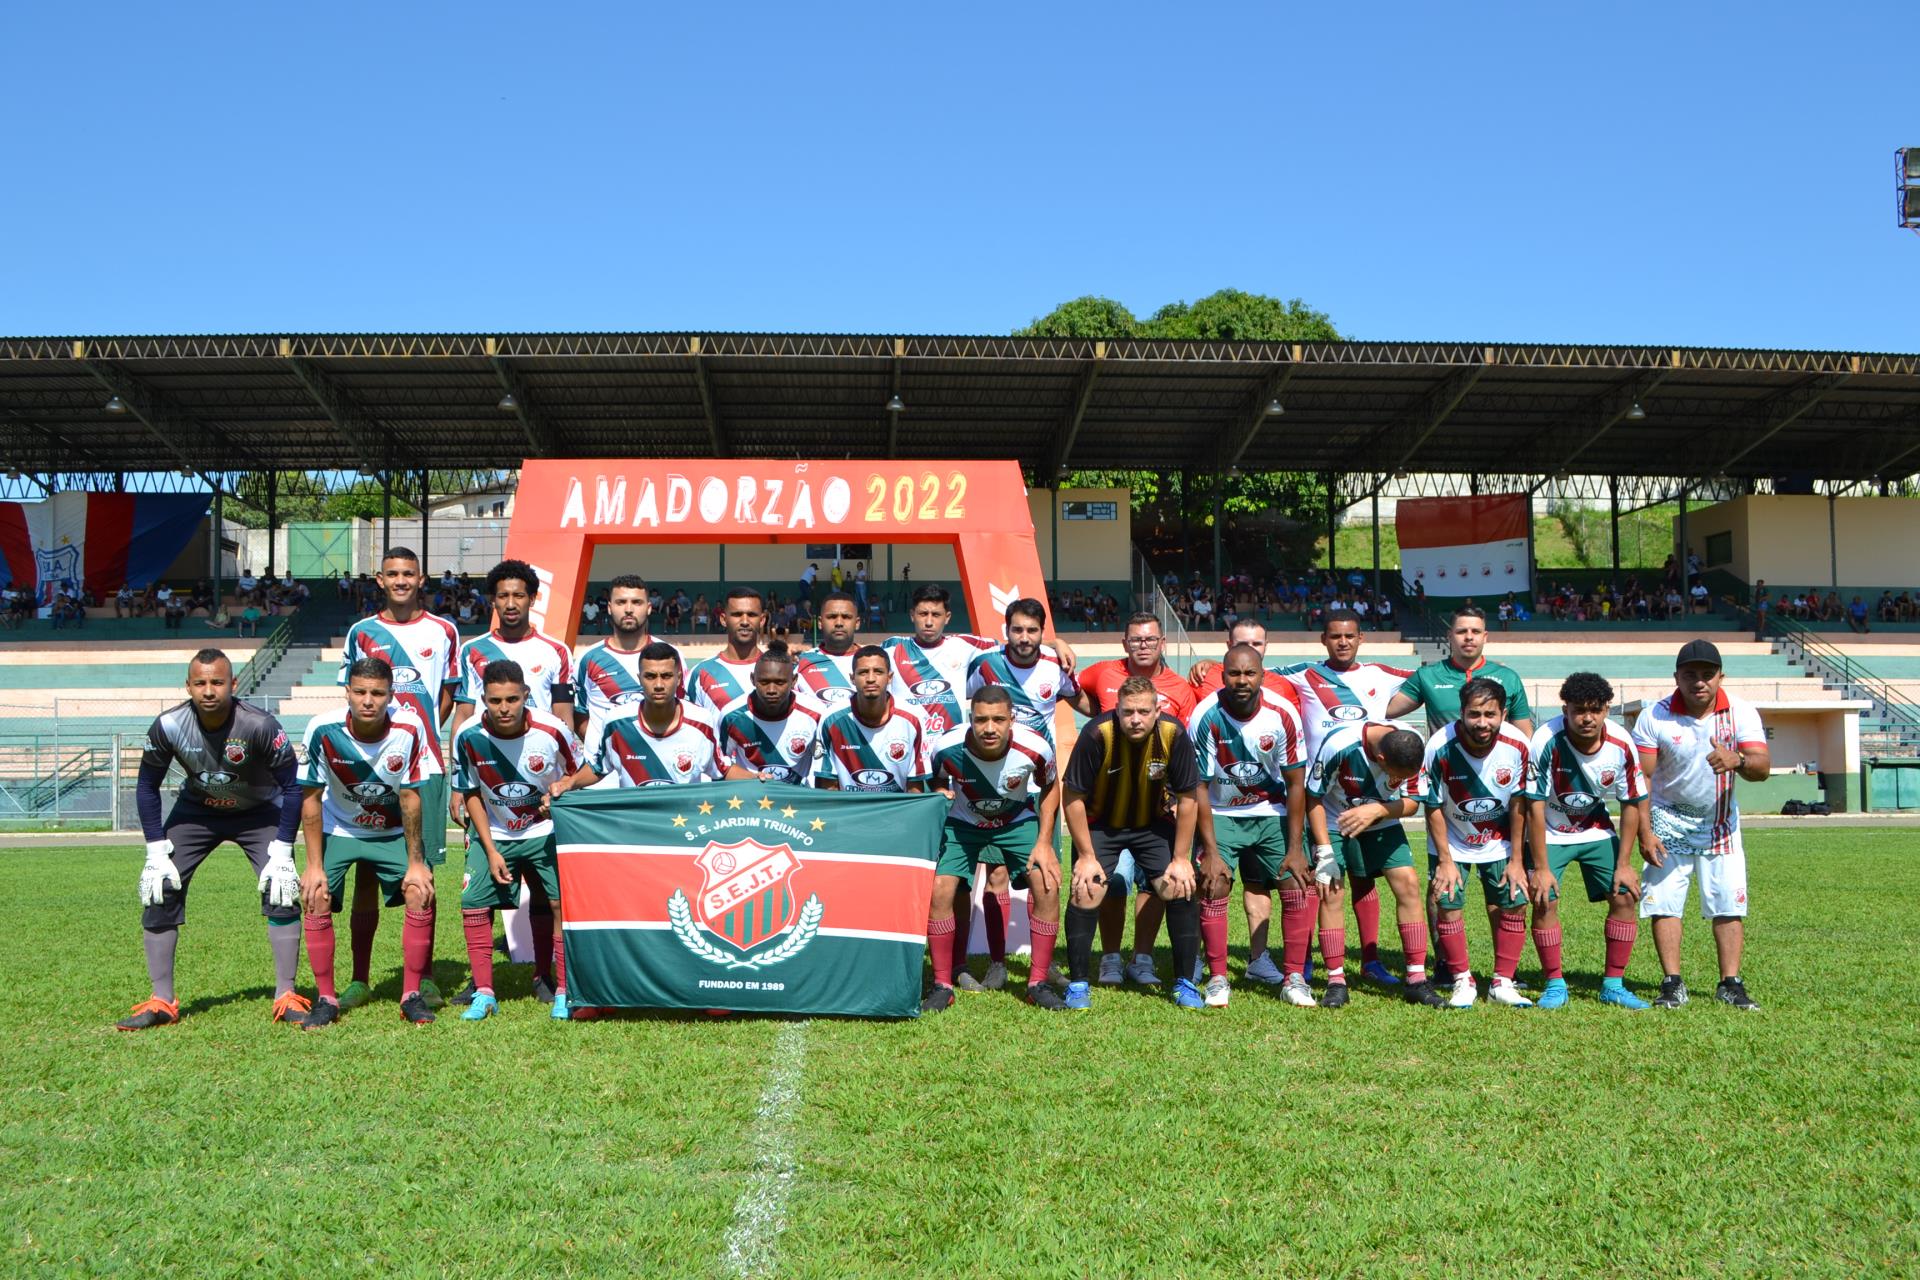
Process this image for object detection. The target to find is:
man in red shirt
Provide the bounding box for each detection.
[1187,618,1304,713]
[1067,613,1197,986]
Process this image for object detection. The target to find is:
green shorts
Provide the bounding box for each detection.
[1428,854,1528,910]
[1213,815,1296,886]
[461,834,560,910]
[1546,836,1624,903]
[938,821,1043,887]
[421,772,450,866]
[323,832,414,911]
[1335,825,1412,880]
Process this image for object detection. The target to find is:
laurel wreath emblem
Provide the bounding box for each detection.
[668,889,824,969]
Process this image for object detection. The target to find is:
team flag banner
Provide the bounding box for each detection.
[553,781,945,1017]
[1397,493,1532,598]
[0,491,208,608]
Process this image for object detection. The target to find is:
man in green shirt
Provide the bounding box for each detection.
[1386,604,1534,984]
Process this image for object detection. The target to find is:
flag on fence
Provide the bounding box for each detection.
[0,492,208,606]
[553,781,944,1017]
[1397,493,1533,597]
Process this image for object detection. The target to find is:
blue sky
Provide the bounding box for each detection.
[3,3,1916,350]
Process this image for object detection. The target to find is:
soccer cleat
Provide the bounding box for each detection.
[1715,978,1761,1011]
[1281,975,1317,1007]
[1173,977,1205,1009]
[449,980,478,1007]
[920,984,955,1014]
[550,990,570,1020]
[337,980,373,1011]
[1599,979,1650,1010]
[1204,975,1232,1008]
[1403,980,1447,1009]
[460,992,498,1021]
[271,991,313,1024]
[1126,954,1162,987]
[418,977,445,1009]
[1097,953,1126,985]
[1536,978,1570,1009]
[1244,951,1285,985]
[1652,975,1690,1009]
[1046,961,1069,987]
[1447,975,1478,1008]
[299,999,340,1030]
[1489,978,1533,1008]
[568,1003,608,1021]
[1432,957,1455,987]
[1320,982,1350,1009]
[1191,956,1206,987]
[953,972,986,993]
[115,996,180,1031]
[1361,959,1402,986]
[400,992,436,1024]
[532,976,558,1005]
[981,961,1008,991]
[1064,980,1093,1010]
[1027,983,1067,1011]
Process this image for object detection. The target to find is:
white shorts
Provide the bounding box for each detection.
[1639,840,1748,920]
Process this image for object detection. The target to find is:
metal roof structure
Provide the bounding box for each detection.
[4,333,1919,493]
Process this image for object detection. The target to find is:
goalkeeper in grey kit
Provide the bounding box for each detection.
[119,647,308,1029]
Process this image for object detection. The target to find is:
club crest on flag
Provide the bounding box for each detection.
[669,837,824,969]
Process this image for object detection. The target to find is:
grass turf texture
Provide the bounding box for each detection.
[3,830,1916,1278]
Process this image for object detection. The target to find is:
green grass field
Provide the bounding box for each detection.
[5,830,1918,1278]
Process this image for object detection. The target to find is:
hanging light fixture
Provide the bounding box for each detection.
[1265,398,1285,416]
[104,395,128,414]
[885,394,905,413]
[1626,401,1647,420]
[497,393,518,411]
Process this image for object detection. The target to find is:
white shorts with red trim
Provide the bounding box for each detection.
[1639,839,1748,920]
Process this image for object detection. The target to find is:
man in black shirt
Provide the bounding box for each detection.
[120,648,305,1029]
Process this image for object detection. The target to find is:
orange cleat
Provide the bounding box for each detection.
[115,996,180,1030]
[271,991,313,1024]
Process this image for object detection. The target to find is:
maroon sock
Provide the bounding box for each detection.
[1279,887,1317,976]
[1320,927,1347,980]
[927,916,956,987]
[983,888,1009,964]
[1397,920,1429,978]
[304,914,337,1002]
[531,907,555,984]
[1494,913,1527,981]
[1200,896,1231,978]
[462,909,495,995]
[952,897,973,972]
[1532,924,1565,979]
[551,929,566,994]
[349,906,379,985]
[1437,918,1470,977]
[1604,916,1638,979]
[402,908,434,1000]
[1027,917,1059,988]
[1353,882,1382,964]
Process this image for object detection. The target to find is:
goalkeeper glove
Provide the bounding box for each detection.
[1312,843,1343,890]
[258,840,301,910]
[139,840,182,907]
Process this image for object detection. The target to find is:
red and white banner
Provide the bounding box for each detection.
[1397,494,1531,597]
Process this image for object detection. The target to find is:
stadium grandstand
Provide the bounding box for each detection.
[5,331,1920,823]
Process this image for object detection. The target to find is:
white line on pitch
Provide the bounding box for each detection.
[722,1019,810,1279]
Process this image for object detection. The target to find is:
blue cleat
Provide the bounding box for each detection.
[1173,977,1205,1009]
[1537,978,1570,1009]
[551,990,570,1020]
[460,992,498,1021]
[1599,978,1649,1010]
[1063,981,1092,1010]
[1361,960,1402,986]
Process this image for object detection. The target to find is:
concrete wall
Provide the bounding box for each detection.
[1686,495,1920,588]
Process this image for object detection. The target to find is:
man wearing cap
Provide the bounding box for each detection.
[1629,640,1770,1011]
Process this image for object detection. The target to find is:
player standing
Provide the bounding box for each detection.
[883,584,999,737]
[1189,644,1313,1006]
[449,660,581,1021]
[1060,677,1207,1011]
[814,646,932,793]
[1186,618,1304,714]
[1304,719,1444,1007]
[924,686,1064,1011]
[118,648,306,1029]
[684,586,767,714]
[296,658,434,1027]
[574,574,683,739]
[563,642,726,789]
[1524,672,1652,1009]
[962,597,1078,990]
[1630,640,1769,1010]
[719,642,826,785]
[1419,678,1534,1008]
[795,591,862,708]
[336,547,458,1009]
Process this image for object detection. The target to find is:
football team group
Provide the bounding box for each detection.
[118,546,1768,1029]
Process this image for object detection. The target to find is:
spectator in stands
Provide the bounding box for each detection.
[49,589,83,630]
[237,569,258,603]
[1901,592,1918,623]
[800,561,819,605]
[1497,594,1514,630]
[236,601,263,636]
[1376,594,1394,627]
[854,561,869,612]
[113,584,135,618]
[692,593,711,632]
[1878,592,1899,625]
[442,568,457,592]
[337,571,352,600]
[1664,586,1685,620]
[457,592,481,625]
[829,562,845,593]
[1848,595,1870,634]
[162,587,186,629]
[581,598,600,631]
[1693,580,1712,614]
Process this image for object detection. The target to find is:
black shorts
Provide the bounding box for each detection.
[143,808,290,930]
[1087,824,1178,893]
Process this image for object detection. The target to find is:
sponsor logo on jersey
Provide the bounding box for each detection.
[815,687,853,705]
[1460,796,1504,816]
[612,692,641,706]
[390,665,421,684]
[493,781,539,801]
[1494,766,1514,787]
[1330,705,1367,721]
[224,742,247,765]
[1559,790,1598,810]
[852,767,895,790]
[973,796,1016,817]
[350,780,393,802]
[1227,760,1267,785]
[910,677,950,698]
[887,740,907,762]
[762,764,796,783]
[200,770,235,786]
